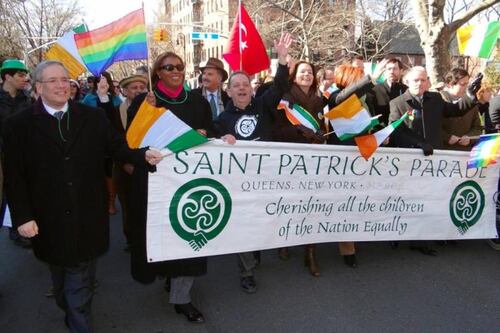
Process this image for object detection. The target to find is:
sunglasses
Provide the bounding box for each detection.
[160,64,185,72]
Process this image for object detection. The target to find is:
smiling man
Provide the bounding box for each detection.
[2,60,162,332]
[192,58,230,119]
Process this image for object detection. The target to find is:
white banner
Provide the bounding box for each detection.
[147,140,499,262]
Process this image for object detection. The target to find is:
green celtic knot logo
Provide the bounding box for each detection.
[169,178,232,251]
[449,180,485,234]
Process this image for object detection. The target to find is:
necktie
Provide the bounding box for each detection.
[209,94,218,119]
[54,111,64,121]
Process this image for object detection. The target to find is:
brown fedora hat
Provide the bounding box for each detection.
[199,58,228,82]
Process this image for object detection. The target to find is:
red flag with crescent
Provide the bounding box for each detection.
[223,3,270,75]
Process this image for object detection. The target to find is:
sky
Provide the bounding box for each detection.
[80,0,159,29]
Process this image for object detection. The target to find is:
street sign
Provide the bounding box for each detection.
[191,32,220,40]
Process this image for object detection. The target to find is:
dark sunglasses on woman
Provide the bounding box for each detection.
[160,64,185,72]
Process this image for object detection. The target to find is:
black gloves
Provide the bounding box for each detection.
[417,141,433,156]
[467,72,483,97]
[296,125,325,143]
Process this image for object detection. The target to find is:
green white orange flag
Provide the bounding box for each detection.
[355,112,409,160]
[324,94,379,141]
[45,25,88,79]
[278,100,320,132]
[127,100,208,153]
[457,21,500,59]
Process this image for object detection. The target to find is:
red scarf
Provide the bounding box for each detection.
[156,81,183,98]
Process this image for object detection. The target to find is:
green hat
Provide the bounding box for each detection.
[0,59,28,73]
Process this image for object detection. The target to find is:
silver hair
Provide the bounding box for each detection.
[32,60,69,84]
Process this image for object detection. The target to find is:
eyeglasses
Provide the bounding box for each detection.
[160,64,185,72]
[38,78,70,85]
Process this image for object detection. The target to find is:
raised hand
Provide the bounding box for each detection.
[372,58,390,81]
[274,32,293,65]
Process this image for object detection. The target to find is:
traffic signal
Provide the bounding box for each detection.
[153,28,169,42]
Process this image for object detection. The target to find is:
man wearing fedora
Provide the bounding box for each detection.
[0,59,32,248]
[192,58,230,119]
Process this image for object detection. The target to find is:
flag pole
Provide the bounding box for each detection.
[238,0,242,71]
[143,2,153,92]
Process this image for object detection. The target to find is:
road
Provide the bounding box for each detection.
[1,211,500,332]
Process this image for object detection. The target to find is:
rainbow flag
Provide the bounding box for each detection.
[278,100,320,132]
[324,94,379,141]
[127,101,208,153]
[74,9,147,76]
[457,21,500,59]
[467,133,500,169]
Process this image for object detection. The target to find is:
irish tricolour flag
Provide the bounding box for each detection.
[278,100,320,132]
[324,94,379,141]
[355,112,408,160]
[457,21,500,59]
[127,100,208,153]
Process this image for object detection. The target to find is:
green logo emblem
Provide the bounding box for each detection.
[169,178,232,251]
[449,180,485,234]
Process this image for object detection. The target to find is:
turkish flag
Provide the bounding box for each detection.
[223,3,270,75]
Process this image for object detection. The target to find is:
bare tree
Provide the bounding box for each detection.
[0,0,82,66]
[411,0,500,85]
[246,0,356,66]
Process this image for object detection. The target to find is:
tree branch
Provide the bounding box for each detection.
[449,0,500,32]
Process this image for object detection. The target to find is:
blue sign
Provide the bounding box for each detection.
[191,32,220,40]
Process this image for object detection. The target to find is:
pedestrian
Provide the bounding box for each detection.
[192,57,230,119]
[127,51,213,323]
[214,32,292,292]
[273,59,325,276]
[389,66,476,256]
[0,58,32,248]
[3,60,162,332]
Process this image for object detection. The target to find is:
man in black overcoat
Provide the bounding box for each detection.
[3,61,162,332]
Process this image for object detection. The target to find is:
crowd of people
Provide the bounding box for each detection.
[0,30,499,332]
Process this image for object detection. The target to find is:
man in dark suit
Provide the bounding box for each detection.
[3,60,162,332]
[370,58,408,126]
[389,66,474,155]
[389,66,474,256]
[192,58,230,119]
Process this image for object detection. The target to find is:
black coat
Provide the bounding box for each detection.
[0,86,32,150]
[369,81,408,126]
[127,88,212,283]
[389,91,474,149]
[3,99,145,266]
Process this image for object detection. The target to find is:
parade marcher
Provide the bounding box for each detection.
[0,59,32,248]
[273,58,326,276]
[127,51,214,323]
[323,60,388,267]
[214,32,292,292]
[69,79,82,102]
[116,74,147,251]
[3,60,162,333]
[389,66,475,256]
[369,58,408,126]
[440,68,482,151]
[192,57,230,119]
[82,72,122,215]
[317,66,336,94]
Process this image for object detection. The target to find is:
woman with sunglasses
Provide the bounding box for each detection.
[127,52,213,324]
